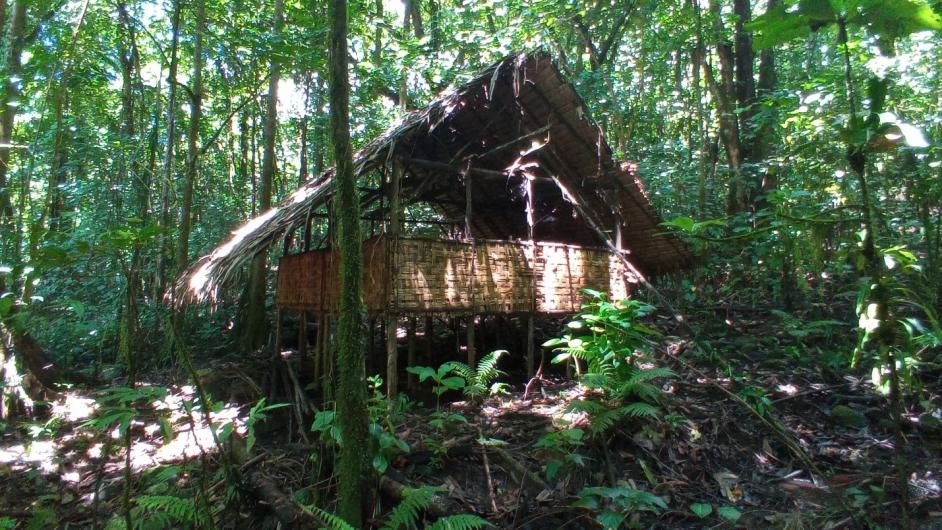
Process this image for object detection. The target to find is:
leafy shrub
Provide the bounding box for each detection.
[545,292,673,435]
[407,350,509,408]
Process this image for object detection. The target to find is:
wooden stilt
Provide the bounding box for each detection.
[526,313,535,378]
[425,315,434,364]
[386,161,402,401]
[368,316,377,375]
[274,309,283,357]
[407,316,417,390]
[298,310,309,372]
[386,315,398,400]
[313,313,323,382]
[467,315,477,367]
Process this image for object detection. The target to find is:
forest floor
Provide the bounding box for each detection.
[1,311,941,529]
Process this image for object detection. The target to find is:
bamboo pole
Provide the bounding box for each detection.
[386,162,402,400]
[525,175,536,377]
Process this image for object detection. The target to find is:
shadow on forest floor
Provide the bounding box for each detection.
[1,334,941,529]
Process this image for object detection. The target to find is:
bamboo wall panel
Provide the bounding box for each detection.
[277,237,634,314]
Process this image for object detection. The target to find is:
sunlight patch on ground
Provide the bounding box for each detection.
[51,392,98,422]
[0,440,58,472]
[478,382,592,428]
[0,386,249,479]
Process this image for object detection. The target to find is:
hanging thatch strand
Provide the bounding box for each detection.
[169,50,692,307]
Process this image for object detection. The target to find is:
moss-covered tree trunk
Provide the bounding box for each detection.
[328,0,372,525]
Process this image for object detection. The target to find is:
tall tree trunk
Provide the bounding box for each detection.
[0,0,26,261]
[116,0,145,371]
[329,0,372,525]
[156,0,182,297]
[704,0,744,215]
[176,0,206,273]
[752,0,778,208]
[239,0,282,350]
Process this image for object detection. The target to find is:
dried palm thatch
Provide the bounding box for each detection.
[171,50,691,307]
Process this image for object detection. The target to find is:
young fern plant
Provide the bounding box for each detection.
[304,486,491,530]
[451,350,509,402]
[408,350,509,407]
[546,291,673,436]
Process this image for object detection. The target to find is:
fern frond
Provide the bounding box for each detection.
[619,402,661,419]
[565,399,607,416]
[427,514,492,530]
[473,351,506,387]
[381,486,437,530]
[303,505,356,530]
[449,362,474,382]
[136,495,198,525]
[628,367,675,382]
[615,380,660,403]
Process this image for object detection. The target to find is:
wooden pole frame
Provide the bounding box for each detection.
[385,161,402,400]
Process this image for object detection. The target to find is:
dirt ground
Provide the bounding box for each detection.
[1,315,940,529]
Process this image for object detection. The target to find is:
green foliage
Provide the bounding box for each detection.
[408,350,508,407]
[548,292,671,436]
[425,514,492,530]
[737,384,774,418]
[310,402,410,474]
[533,428,586,481]
[302,486,491,530]
[381,486,440,530]
[689,502,712,518]
[449,350,510,401]
[748,0,942,54]
[243,398,290,454]
[133,495,208,529]
[574,485,667,529]
[716,505,742,523]
[303,505,357,530]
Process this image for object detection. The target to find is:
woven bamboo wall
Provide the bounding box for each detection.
[277,237,633,314]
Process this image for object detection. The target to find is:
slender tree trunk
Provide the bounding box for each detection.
[0,0,25,261]
[156,0,183,296]
[329,0,372,524]
[176,0,206,273]
[705,0,745,215]
[239,0,283,351]
[752,0,779,209]
[116,0,145,369]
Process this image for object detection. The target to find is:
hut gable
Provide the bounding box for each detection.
[172,51,691,306]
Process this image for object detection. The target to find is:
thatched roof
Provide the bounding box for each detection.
[172,50,692,306]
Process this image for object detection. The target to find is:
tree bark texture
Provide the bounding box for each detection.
[328,0,373,525]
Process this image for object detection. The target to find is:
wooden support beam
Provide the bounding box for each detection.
[313,313,323,382]
[407,316,416,390]
[386,162,402,401]
[525,173,537,378]
[424,316,434,365]
[526,315,535,378]
[298,310,308,370]
[474,124,551,160]
[402,157,553,183]
[467,316,476,367]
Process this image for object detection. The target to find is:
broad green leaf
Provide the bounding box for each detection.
[690,502,713,518]
[718,506,742,523]
[595,511,625,530]
[546,459,562,480]
[406,366,436,382]
[747,6,816,50]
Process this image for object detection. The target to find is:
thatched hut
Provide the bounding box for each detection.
[172,51,691,389]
